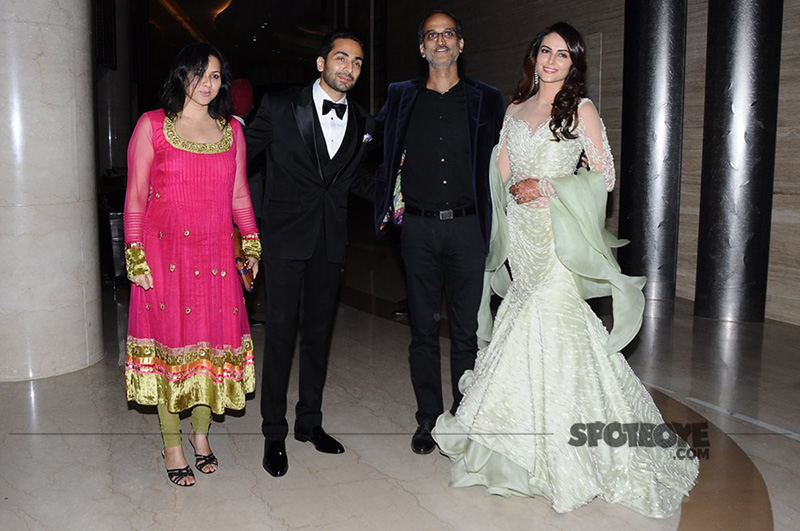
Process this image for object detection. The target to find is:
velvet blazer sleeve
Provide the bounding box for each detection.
[372,80,420,234]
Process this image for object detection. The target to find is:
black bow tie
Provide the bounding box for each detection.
[322,99,347,119]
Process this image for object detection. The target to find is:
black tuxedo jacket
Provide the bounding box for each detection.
[373,77,505,252]
[245,82,375,263]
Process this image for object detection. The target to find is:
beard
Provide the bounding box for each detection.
[425,44,460,68]
[322,66,355,93]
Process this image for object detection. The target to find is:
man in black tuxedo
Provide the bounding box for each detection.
[374,10,505,454]
[245,30,374,477]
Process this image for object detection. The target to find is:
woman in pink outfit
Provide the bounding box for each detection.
[124,43,261,487]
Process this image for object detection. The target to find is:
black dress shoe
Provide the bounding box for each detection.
[391,299,409,321]
[294,426,345,454]
[411,421,436,454]
[262,440,288,477]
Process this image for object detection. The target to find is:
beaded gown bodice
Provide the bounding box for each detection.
[501,98,615,209]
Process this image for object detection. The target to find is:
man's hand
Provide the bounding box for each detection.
[580,152,589,170]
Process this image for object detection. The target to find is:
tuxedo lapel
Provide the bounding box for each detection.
[292,84,324,178]
[313,116,331,167]
[328,104,363,185]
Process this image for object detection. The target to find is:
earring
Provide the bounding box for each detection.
[534,70,539,85]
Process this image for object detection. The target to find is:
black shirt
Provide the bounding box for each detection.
[402,80,473,211]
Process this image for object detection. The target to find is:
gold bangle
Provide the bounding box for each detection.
[125,247,151,279]
[241,234,262,261]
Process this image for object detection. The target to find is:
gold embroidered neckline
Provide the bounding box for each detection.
[163,113,233,154]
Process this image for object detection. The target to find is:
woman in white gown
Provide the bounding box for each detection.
[432,22,698,518]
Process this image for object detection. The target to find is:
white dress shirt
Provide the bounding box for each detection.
[312,79,349,158]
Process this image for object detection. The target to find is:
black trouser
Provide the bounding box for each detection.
[260,232,342,441]
[401,213,486,425]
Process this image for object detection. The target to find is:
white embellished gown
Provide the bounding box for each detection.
[432,99,698,518]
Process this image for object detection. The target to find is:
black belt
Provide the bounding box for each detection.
[404,205,476,220]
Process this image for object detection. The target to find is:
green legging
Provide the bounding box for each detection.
[157,403,211,448]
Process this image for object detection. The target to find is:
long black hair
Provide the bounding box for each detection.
[160,42,233,121]
[512,22,587,141]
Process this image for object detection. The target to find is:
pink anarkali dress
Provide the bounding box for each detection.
[123,109,257,414]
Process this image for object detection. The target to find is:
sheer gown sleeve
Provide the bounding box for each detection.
[576,99,615,191]
[539,99,616,198]
[124,114,154,245]
[230,122,261,260]
[123,114,155,278]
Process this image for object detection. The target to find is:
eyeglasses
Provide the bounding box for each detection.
[423,29,458,41]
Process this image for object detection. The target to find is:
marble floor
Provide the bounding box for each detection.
[1,206,798,530]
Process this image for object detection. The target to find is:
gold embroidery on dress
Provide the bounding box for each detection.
[163,113,233,154]
[124,336,256,413]
[126,336,254,367]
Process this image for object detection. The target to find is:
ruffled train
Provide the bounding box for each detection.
[432,204,698,518]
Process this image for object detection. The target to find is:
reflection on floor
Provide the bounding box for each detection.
[1,212,798,530]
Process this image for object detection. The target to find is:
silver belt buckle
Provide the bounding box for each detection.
[439,209,454,220]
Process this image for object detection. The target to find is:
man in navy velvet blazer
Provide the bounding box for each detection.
[373,9,505,454]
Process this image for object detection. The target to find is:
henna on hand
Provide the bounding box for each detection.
[510,178,542,204]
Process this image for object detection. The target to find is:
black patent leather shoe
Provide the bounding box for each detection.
[294,426,345,454]
[391,299,409,321]
[262,440,288,477]
[411,421,436,454]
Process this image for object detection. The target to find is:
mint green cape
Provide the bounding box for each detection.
[477,146,645,354]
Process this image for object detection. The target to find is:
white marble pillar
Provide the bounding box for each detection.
[0,0,104,381]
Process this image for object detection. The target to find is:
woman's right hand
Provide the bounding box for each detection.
[510,178,542,204]
[130,273,154,290]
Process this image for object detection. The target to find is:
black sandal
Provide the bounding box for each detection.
[189,430,218,474]
[194,453,219,475]
[161,450,196,487]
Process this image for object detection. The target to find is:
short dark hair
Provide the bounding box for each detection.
[160,42,233,121]
[417,9,464,44]
[319,29,365,60]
